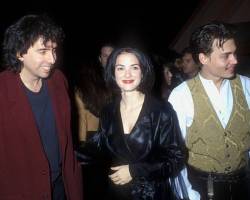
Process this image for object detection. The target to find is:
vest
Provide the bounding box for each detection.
[186,75,250,173]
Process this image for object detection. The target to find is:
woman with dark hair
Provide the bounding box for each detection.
[78,47,187,200]
[161,62,175,101]
[75,62,112,144]
[74,62,112,200]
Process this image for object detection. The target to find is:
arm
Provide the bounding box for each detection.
[75,90,87,142]
[240,75,250,109]
[76,108,109,164]
[169,85,200,200]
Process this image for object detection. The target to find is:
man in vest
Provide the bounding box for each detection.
[169,21,250,200]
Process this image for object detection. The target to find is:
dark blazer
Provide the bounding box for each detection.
[0,69,83,200]
[80,95,186,200]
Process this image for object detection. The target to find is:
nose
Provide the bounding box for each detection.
[230,53,238,65]
[124,69,131,77]
[47,51,56,64]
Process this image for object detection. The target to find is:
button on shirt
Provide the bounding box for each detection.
[168,74,250,200]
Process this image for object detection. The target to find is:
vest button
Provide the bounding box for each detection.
[224,166,231,172]
[226,144,229,148]
[224,132,227,136]
[226,154,230,158]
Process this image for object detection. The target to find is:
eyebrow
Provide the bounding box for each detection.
[221,51,234,56]
[37,47,57,51]
[115,63,140,67]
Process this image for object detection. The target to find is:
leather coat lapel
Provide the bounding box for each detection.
[107,96,151,162]
[107,100,132,162]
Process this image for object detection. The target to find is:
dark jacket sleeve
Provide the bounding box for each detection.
[129,103,187,180]
[76,105,110,164]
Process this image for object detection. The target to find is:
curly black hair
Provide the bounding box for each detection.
[2,14,65,72]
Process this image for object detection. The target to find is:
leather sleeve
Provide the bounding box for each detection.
[129,103,187,180]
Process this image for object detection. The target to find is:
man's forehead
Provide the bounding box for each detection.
[212,38,234,51]
[35,37,57,48]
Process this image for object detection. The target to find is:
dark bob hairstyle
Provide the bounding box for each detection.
[105,47,155,94]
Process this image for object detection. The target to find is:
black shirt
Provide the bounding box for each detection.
[24,81,61,182]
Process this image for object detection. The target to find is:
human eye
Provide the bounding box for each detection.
[39,49,47,55]
[132,65,140,70]
[220,53,228,60]
[116,66,124,71]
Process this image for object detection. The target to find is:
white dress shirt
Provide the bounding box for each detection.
[168,74,250,200]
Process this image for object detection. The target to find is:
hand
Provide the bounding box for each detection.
[109,165,132,185]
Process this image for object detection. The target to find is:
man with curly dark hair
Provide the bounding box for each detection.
[0,14,83,200]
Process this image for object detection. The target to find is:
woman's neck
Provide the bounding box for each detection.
[120,91,145,110]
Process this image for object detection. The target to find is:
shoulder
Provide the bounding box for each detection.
[0,70,16,80]
[50,68,67,81]
[145,96,176,117]
[239,74,250,85]
[169,81,190,102]
[0,70,18,89]
[49,69,68,89]
[238,74,250,108]
[171,81,189,94]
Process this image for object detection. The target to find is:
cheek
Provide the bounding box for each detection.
[115,74,123,85]
[137,71,142,80]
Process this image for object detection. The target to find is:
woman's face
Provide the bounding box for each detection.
[163,67,173,86]
[114,52,142,92]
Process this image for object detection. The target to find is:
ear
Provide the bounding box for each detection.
[198,53,209,65]
[16,52,24,61]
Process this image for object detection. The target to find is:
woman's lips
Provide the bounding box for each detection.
[122,80,134,84]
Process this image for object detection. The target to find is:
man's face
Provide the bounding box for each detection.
[182,53,198,75]
[19,37,57,80]
[99,46,114,68]
[200,39,237,80]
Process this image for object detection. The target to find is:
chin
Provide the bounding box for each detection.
[225,73,236,79]
[122,87,138,92]
[40,73,51,79]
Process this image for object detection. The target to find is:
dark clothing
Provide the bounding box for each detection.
[188,166,249,200]
[0,69,83,200]
[25,81,61,182]
[79,96,186,200]
[52,174,66,200]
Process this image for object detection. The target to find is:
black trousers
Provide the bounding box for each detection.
[188,166,249,200]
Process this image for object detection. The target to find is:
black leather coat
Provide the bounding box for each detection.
[79,95,186,200]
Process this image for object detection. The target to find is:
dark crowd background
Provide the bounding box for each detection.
[0,1,200,77]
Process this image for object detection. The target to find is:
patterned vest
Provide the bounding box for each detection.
[186,75,250,173]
